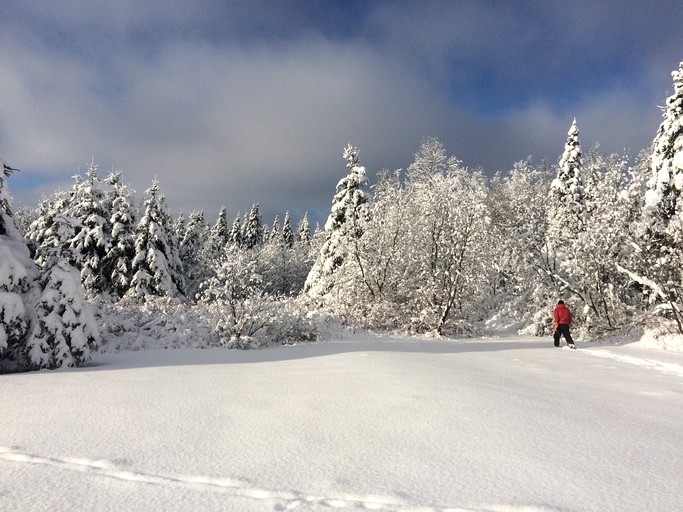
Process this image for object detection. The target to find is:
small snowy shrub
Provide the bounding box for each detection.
[199,286,278,348]
[263,295,321,345]
[216,296,323,349]
[96,296,215,351]
[198,249,271,346]
[198,249,321,349]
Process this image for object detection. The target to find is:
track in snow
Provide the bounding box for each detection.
[0,446,563,512]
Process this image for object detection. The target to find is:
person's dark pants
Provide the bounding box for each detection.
[554,324,574,346]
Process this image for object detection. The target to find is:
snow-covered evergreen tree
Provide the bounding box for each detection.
[66,163,112,295]
[128,179,184,300]
[632,61,683,332]
[1,161,38,364]
[297,212,311,245]
[2,163,97,370]
[0,239,35,364]
[179,211,206,265]
[179,210,210,300]
[26,163,113,296]
[242,203,264,250]
[173,213,187,247]
[548,118,586,245]
[282,211,294,248]
[229,212,243,247]
[256,212,311,297]
[28,191,79,269]
[206,206,229,258]
[24,257,99,369]
[104,172,136,298]
[270,215,281,243]
[645,61,683,225]
[538,119,588,318]
[305,144,369,298]
[12,206,38,242]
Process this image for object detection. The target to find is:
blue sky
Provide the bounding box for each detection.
[1,0,682,225]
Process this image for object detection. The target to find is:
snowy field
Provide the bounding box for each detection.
[2,333,683,512]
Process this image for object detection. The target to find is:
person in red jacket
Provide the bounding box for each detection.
[553,300,576,349]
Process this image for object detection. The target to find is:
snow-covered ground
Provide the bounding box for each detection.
[2,333,683,512]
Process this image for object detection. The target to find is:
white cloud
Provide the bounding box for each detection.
[0,28,453,222]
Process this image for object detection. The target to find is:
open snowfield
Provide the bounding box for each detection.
[2,332,683,512]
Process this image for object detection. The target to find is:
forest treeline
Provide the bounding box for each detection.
[1,62,682,371]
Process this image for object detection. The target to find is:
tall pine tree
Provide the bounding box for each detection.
[128,179,184,300]
[297,212,311,245]
[548,118,586,246]
[67,163,112,295]
[282,211,294,248]
[104,172,136,298]
[229,212,243,247]
[305,144,369,299]
[206,206,230,258]
[242,203,264,250]
[634,61,683,332]
[645,61,683,225]
[179,210,209,300]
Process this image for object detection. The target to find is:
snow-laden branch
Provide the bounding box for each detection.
[615,264,668,300]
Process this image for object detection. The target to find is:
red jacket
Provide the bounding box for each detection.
[554,303,572,325]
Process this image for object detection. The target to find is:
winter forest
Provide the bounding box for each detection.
[1,61,683,373]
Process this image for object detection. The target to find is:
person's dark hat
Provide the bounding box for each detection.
[558,300,564,304]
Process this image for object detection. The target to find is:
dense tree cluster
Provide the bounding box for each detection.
[2,61,683,370]
[1,161,98,371]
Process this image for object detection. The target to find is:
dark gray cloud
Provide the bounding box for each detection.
[1,0,681,226]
